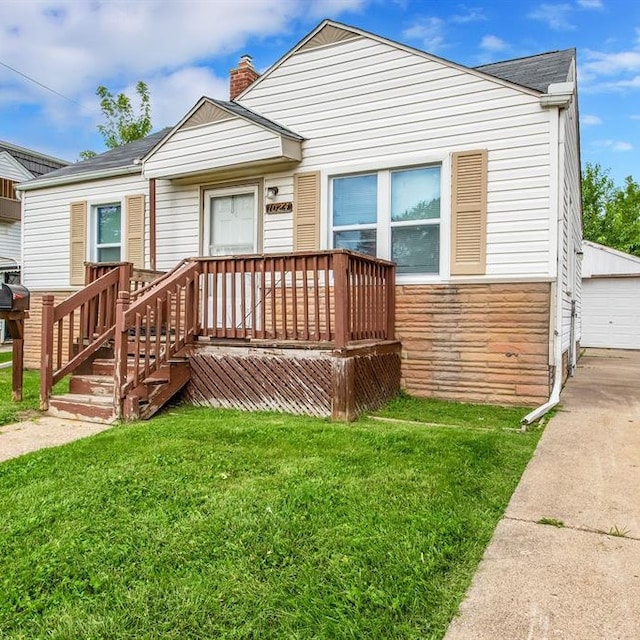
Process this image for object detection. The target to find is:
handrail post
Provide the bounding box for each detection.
[385,263,396,341]
[113,291,130,420]
[40,295,55,411]
[333,252,350,348]
[119,262,133,295]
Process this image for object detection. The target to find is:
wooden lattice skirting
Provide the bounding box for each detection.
[183,341,401,420]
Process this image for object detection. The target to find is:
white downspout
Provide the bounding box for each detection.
[522,102,566,425]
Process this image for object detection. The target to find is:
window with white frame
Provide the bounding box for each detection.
[93,202,122,262]
[331,165,441,275]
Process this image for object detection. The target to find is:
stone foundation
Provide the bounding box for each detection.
[395,282,552,406]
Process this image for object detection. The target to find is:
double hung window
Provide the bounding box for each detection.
[93,203,122,262]
[331,165,441,275]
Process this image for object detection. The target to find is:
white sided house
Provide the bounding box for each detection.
[18,21,582,423]
[581,241,640,350]
[0,141,68,281]
[0,141,67,341]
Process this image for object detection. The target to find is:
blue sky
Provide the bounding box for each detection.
[1,0,639,184]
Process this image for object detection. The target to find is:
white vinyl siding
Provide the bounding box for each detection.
[241,36,552,278]
[265,174,294,251]
[154,174,295,270]
[0,220,21,263]
[21,173,148,289]
[0,151,33,182]
[559,66,582,353]
[144,119,300,180]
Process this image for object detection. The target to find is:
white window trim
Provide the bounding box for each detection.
[88,199,124,263]
[324,157,451,284]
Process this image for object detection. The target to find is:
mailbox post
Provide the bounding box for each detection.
[0,283,30,401]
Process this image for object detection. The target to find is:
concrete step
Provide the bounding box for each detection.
[47,394,116,424]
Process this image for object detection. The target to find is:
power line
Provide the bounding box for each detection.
[0,59,82,106]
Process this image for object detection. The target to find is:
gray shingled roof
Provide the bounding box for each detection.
[21,128,172,185]
[207,99,304,140]
[0,141,68,177]
[475,49,575,93]
[20,44,574,188]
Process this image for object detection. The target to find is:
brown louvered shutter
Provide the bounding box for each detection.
[69,201,87,286]
[450,150,488,275]
[293,172,320,251]
[126,194,145,268]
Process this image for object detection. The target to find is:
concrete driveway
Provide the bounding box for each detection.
[446,348,640,639]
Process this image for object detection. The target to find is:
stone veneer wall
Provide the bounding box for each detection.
[395,282,552,406]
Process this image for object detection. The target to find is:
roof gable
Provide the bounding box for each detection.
[0,141,68,177]
[238,19,570,102]
[298,23,361,52]
[0,150,35,182]
[143,97,303,172]
[143,97,303,180]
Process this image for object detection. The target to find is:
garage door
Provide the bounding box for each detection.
[582,277,640,349]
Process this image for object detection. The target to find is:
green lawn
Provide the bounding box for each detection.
[0,375,540,639]
[0,366,40,425]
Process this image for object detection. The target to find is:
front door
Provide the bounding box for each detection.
[204,186,258,257]
[203,186,259,330]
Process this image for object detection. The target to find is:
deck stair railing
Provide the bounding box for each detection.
[41,251,396,420]
[40,263,132,410]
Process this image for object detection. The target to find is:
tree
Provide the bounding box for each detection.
[79,81,152,160]
[582,162,640,257]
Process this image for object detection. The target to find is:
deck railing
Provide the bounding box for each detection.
[40,263,132,409]
[194,250,395,346]
[41,251,395,416]
[40,262,167,410]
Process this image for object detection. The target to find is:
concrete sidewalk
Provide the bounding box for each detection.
[0,415,112,463]
[446,348,640,639]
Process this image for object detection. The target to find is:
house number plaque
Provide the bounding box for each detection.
[266,201,293,214]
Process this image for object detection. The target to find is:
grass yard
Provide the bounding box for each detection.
[0,364,40,426]
[0,374,539,639]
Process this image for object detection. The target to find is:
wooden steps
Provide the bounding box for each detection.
[47,345,190,424]
[47,393,116,424]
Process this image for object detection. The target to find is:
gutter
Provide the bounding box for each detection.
[16,165,142,192]
[522,96,569,425]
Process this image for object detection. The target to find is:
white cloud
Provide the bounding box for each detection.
[402,17,446,52]
[583,51,640,75]
[577,0,603,8]
[309,0,367,17]
[480,35,508,52]
[451,8,487,24]
[596,139,634,152]
[528,3,575,30]
[147,68,229,129]
[581,114,602,125]
[0,0,369,140]
[631,114,640,120]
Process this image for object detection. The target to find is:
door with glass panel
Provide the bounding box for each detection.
[203,186,259,331]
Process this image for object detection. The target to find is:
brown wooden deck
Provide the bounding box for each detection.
[40,251,399,422]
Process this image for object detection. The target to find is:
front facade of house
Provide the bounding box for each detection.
[18,21,582,409]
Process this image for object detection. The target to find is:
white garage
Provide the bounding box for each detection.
[581,241,640,350]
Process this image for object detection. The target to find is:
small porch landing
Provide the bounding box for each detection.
[40,251,398,423]
[185,339,401,421]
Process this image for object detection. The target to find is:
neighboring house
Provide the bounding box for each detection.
[581,241,640,350]
[17,20,582,422]
[0,141,67,341]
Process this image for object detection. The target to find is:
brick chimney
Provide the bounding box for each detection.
[229,54,260,100]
